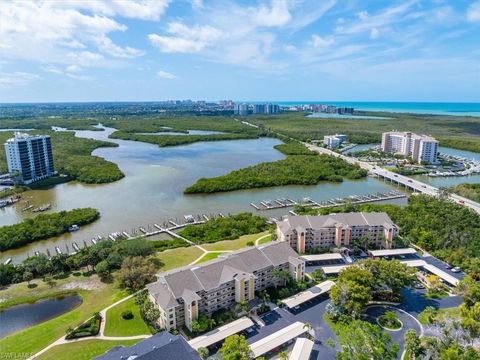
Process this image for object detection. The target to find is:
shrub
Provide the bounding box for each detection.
[122,310,134,320]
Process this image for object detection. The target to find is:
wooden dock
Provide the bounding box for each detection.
[250,191,406,211]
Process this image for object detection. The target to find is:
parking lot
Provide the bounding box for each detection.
[241,287,462,359]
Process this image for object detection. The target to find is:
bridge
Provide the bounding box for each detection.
[306,143,480,214]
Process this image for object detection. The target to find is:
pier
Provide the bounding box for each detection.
[12,213,226,263]
[250,190,406,211]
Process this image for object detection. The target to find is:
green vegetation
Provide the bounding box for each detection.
[104,296,151,336]
[196,252,223,264]
[378,311,402,330]
[150,238,190,252]
[65,312,101,339]
[329,259,415,319]
[202,231,271,251]
[449,183,480,202]
[153,246,204,271]
[0,237,156,287]
[0,282,127,356]
[407,279,480,360]
[219,334,251,360]
[178,213,268,244]
[335,320,399,360]
[0,208,99,251]
[36,339,140,360]
[185,154,367,193]
[273,140,316,155]
[247,111,480,153]
[110,131,258,147]
[0,185,29,199]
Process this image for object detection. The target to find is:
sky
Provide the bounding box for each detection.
[0,0,479,103]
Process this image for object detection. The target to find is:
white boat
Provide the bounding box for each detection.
[68,224,80,232]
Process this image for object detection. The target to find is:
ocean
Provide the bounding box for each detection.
[272,102,480,117]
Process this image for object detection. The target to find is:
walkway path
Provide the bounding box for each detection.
[255,233,271,246]
[29,291,149,359]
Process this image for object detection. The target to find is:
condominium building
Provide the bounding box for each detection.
[4,133,55,184]
[146,242,305,331]
[233,103,249,115]
[276,212,398,253]
[252,103,280,115]
[323,134,348,149]
[381,132,438,164]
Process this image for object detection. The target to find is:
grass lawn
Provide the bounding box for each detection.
[258,234,273,245]
[154,246,204,272]
[195,252,224,264]
[104,297,152,337]
[36,339,140,360]
[0,272,93,309]
[203,231,270,251]
[0,275,127,357]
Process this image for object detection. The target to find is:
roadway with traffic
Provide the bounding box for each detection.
[305,143,480,214]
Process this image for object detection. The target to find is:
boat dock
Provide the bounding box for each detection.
[250,191,406,211]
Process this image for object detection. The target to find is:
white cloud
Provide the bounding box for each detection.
[41,64,92,80]
[253,0,291,27]
[467,1,480,22]
[0,1,158,68]
[157,70,178,79]
[370,28,380,39]
[0,72,40,88]
[149,23,224,53]
[310,35,334,48]
[190,0,203,10]
[337,1,418,35]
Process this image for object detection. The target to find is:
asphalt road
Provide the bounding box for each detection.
[242,288,462,360]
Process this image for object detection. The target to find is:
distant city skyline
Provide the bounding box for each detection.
[0,0,479,103]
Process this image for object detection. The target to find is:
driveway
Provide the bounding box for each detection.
[241,288,462,360]
[363,305,422,355]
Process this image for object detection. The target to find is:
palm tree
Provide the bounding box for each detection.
[303,322,313,340]
[272,268,291,288]
[278,351,288,360]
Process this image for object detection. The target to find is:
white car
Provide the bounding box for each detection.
[451,267,461,273]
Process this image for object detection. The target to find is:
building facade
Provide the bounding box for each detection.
[323,134,348,149]
[381,131,438,164]
[147,242,305,331]
[4,133,55,184]
[233,103,249,115]
[276,212,398,253]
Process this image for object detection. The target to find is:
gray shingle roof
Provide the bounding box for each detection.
[277,212,396,233]
[147,242,302,304]
[94,332,201,360]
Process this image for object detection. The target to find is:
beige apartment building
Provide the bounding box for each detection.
[381,131,438,164]
[147,242,305,331]
[276,212,398,253]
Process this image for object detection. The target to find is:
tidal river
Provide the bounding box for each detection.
[1,126,412,263]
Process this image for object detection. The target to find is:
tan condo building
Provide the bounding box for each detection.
[146,242,305,331]
[276,212,398,253]
[381,131,438,164]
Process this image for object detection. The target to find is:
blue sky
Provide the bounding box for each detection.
[0,0,479,103]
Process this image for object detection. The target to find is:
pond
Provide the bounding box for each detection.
[0,294,82,339]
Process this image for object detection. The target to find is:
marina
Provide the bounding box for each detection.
[250,190,406,210]
[8,213,225,262]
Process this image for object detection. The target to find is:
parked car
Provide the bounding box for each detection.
[445,264,452,270]
[451,267,462,273]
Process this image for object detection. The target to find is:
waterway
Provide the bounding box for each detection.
[1,128,478,264]
[0,294,82,339]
